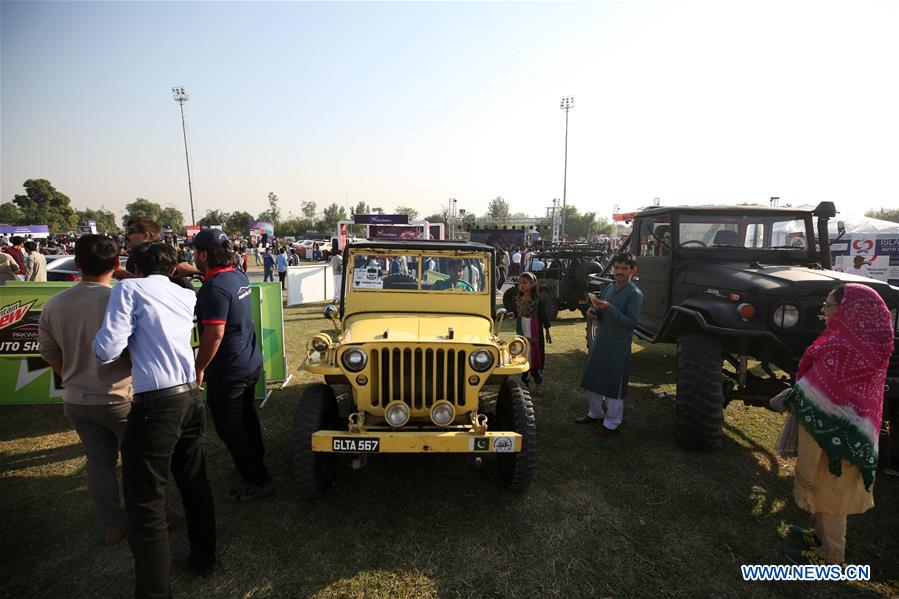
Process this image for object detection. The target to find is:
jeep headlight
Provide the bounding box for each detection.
[509,337,526,357]
[430,401,455,427]
[385,401,410,427]
[773,304,800,329]
[311,334,332,352]
[468,349,494,372]
[341,348,367,372]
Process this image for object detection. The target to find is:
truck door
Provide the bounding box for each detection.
[633,215,672,334]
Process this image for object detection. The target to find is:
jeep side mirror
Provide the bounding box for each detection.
[323,304,339,320]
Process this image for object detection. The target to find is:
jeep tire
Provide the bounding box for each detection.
[294,383,340,498]
[494,378,537,490]
[675,334,724,450]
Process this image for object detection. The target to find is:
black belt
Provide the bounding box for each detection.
[133,382,199,403]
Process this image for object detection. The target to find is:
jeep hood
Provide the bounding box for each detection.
[683,262,897,296]
[341,314,494,344]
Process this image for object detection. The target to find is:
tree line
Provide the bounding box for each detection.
[1,179,616,239]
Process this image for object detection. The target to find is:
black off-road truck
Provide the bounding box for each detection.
[586,202,899,467]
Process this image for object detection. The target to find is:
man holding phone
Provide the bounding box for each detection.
[576,252,645,435]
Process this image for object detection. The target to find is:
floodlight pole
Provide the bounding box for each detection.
[560,96,575,238]
[172,86,196,226]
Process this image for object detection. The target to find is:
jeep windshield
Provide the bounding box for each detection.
[677,214,813,251]
[351,253,488,293]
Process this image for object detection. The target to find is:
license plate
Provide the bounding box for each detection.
[331,437,380,452]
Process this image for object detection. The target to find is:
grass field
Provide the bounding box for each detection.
[2,304,897,598]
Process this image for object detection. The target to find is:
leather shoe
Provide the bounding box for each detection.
[172,551,216,578]
[574,415,601,424]
[594,425,620,436]
[104,527,127,546]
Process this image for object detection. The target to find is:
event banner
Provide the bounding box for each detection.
[248,220,274,236]
[830,234,899,286]
[470,229,526,246]
[368,224,423,240]
[354,214,408,225]
[0,281,286,405]
[0,225,50,237]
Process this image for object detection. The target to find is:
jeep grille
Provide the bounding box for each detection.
[369,347,468,409]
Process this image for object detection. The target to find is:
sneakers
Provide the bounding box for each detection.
[787,524,821,548]
[226,479,274,503]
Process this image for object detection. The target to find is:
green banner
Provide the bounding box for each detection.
[0,281,286,405]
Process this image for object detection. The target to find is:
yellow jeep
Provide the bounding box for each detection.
[296,240,536,497]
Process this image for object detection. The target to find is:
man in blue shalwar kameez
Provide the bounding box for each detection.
[575,252,645,436]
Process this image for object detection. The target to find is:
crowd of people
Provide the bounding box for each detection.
[7,221,893,593]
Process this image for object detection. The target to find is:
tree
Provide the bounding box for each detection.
[266,192,281,225]
[123,198,163,226]
[865,208,899,223]
[351,202,371,217]
[319,203,348,233]
[158,206,186,234]
[198,209,229,228]
[76,207,119,234]
[486,196,510,223]
[0,202,23,224]
[371,206,385,214]
[301,201,317,219]
[226,211,254,235]
[12,179,76,232]
[424,213,446,223]
[395,206,418,220]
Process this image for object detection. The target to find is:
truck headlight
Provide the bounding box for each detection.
[773,304,800,329]
[430,401,455,427]
[468,349,494,372]
[385,401,410,427]
[311,334,331,352]
[341,348,367,372]
[509,337,526,356]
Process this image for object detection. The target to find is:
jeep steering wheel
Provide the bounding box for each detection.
[680,240,707,247]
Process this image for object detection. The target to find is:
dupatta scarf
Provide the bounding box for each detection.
[785,283,894,490]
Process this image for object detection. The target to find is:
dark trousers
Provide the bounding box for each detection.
[263,268,273,282]
[205,369,270,486]
[522,369,543,385]
[122,388,216,599]
[278,271,286,289]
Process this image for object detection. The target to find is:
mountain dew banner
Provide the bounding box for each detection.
[0,281,286,405]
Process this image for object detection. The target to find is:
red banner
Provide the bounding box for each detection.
[613,212,638,222]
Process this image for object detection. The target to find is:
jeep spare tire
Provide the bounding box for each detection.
[294,383,341,498]
[539,287,559,321]
[675,334,724,450]
[502,286,518,312]
[493,378,537,490]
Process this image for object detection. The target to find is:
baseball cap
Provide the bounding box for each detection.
[190,228,229,250]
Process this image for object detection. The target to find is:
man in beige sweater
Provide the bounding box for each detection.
[24,240,47,281]
[38,235,134,545]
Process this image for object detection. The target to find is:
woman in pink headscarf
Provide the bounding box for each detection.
[783,283,894,565]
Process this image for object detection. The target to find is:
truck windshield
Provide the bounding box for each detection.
[350,253,488,293]
[678,215,810,250]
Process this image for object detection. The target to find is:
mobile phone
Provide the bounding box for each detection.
[587,292,599,304]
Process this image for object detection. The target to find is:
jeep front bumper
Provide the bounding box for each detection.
[311,430,522,453]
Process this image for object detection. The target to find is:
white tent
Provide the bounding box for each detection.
[791,204,899,237]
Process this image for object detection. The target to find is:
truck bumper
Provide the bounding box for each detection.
[311,430,522,453]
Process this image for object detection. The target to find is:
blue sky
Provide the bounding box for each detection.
[2,1,897,224]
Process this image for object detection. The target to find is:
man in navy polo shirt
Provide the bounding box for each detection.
[192,228,273,502]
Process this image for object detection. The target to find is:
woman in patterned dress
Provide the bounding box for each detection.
[782,283,893,565]
[510,272,552,395]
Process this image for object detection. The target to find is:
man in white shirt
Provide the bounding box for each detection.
[329,250,343,301]
[94,243,217,592]
[511,249,522,277]
[843,255,871,278]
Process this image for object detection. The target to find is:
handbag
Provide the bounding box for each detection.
[770,387,798,457]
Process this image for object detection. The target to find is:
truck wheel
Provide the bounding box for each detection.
[539,287,559,321]
[675,334,724,450]
[585,318,599,349]
[502,286,518,312]
[493,378,537,490]
[293,383,340,498]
